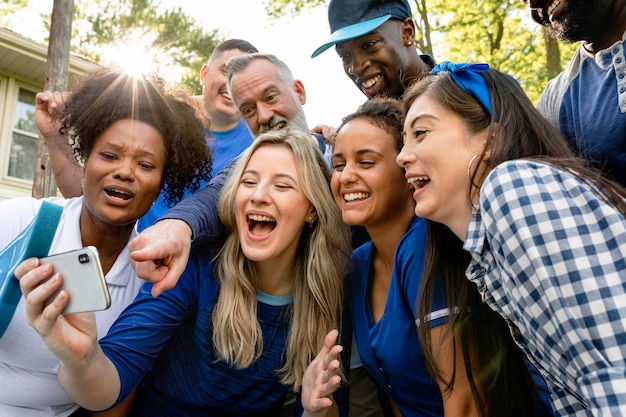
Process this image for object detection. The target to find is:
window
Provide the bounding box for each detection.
[8,87,38,181]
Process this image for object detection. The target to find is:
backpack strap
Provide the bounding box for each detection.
[0,201,63,337]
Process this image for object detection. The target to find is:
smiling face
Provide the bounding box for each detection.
[201,48,250,129]
[234,144,316,266]
[396,94,488,239]
[334,19,416,99]
[229,59,308,136]
[331,118,412,230]
[81,119,166,229]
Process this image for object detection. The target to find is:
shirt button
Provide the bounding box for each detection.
[620,86,626,94]
[620,72,626,79]
[613,46,621,54]
[616,57,624,64]
[387,384,392,390]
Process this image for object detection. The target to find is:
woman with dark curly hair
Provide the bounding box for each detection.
[0,66,211,417]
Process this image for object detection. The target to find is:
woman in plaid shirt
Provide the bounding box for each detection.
[397,62,626,417]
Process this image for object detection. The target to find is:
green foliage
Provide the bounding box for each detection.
[67,0,221,94]
[265,0,327,20]
[0,0,27,17]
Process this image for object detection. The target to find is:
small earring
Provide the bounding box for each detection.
[81,178,85,189]
[307,216,315,228]
[406,41,413,46]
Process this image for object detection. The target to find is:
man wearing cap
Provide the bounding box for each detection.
[312,0,433,99]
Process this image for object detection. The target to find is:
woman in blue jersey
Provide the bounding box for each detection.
[397,62,626,416]
[330,97,553,417]
[17,128,351,417]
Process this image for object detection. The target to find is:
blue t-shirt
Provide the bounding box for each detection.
[100,248,301,417]
[537,32,626,186]
[137,119,253,231]
[346,216,445,416]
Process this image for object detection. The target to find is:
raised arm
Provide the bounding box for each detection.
[35,91,83,198]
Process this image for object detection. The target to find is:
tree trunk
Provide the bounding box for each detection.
[543,27,561,80]
[32,0,74,198]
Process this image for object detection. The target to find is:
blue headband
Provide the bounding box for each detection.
[430,61,492,115]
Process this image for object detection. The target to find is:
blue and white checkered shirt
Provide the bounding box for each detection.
[464,160,626,417]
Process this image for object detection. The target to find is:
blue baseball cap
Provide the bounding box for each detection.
[311,0,412,58]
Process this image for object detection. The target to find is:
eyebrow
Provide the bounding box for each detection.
[407,114,438,130]
[243,169,297,183]
[104,141,159,158]
[333,148,383,159]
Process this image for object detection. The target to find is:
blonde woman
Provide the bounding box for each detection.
[18,129,351,417]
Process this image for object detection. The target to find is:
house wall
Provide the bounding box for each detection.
[0,27,98,201]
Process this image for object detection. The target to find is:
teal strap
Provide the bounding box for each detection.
[0,201,63,337]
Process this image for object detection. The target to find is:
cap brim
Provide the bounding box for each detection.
[311,15,392,58]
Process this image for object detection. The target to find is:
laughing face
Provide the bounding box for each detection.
[201,48,250,128]
[81,119,166,229]
[234,144,316,266]
[331,118,412,230]
[335,19,417,99]
[396,94,488,239]
[229,59,309,136]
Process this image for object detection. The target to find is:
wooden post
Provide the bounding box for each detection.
[32,0,74,198]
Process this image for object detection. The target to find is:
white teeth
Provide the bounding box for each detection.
[110,189,130,196]
[344,192,370,202]
[407,176,429,184]
[361,75,380,89]
[248,214,276,222]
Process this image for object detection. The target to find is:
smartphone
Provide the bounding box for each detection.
[41,246,111,313]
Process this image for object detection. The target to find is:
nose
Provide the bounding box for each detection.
[113,158,135,181]
[396,146,414,168]
[339,162,359,185]
[250,181,270,205]
[344,51,367,79]
[256,102,274,125]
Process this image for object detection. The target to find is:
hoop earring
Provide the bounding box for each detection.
[467,154,480,180]
[468,154,481,213]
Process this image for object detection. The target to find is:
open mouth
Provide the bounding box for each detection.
[259,119,288,134]
[219,88,232,101]
[247,214,277,236]
[407,176,430,189]
[104,188,132,200]
[361,75,380,90]
[343,192,370,202]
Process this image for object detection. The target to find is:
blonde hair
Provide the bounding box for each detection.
[212,128,351,390]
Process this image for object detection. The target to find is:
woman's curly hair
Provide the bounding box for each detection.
[56,66,212,207]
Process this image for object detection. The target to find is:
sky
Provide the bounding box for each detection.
[7,0,369,128]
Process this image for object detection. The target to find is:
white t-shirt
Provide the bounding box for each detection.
[0,196,145,417]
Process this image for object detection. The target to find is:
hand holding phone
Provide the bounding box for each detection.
[41,246,111,313]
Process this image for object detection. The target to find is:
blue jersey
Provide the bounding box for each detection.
[346,217,445,416]
[101,248,300,417]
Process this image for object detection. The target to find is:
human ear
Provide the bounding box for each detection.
[401,18,416,46]
[294,80,307,105]
[306,206,318,223]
